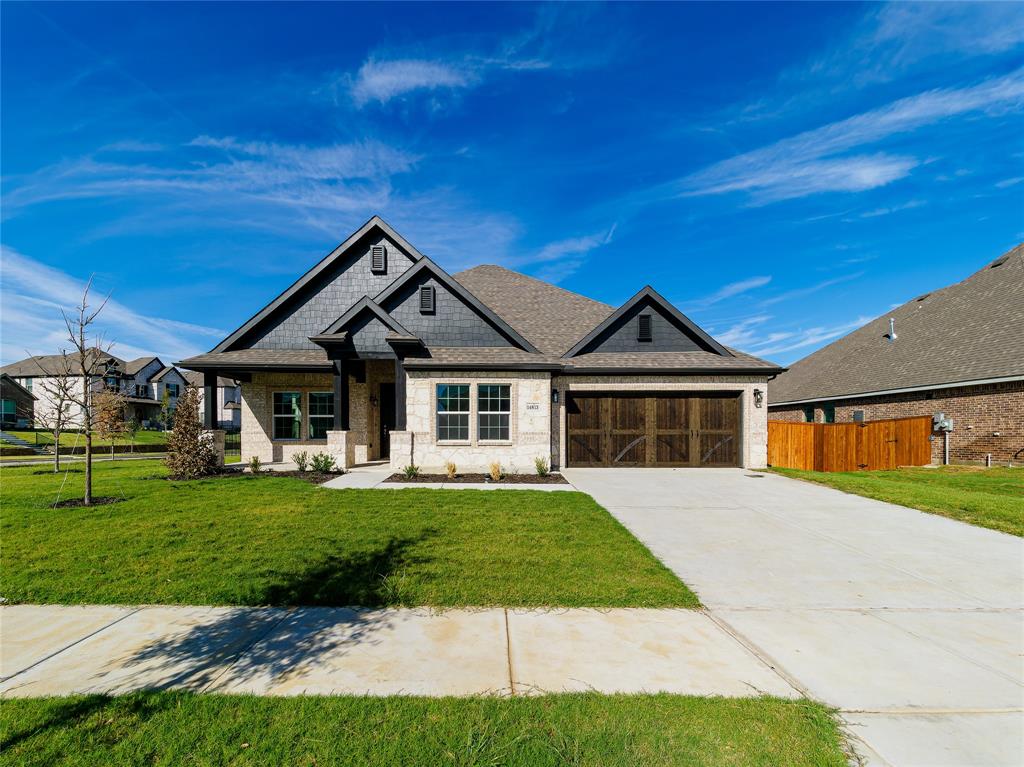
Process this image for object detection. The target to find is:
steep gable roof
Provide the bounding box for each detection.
[769,244,1024,404]
[562,286,733,358]
[318,296,414,338]
[124,356,160,375]
[0,373,36,400]
[454,265,613,356]
[1,349,124,378]
[212,215,422,353]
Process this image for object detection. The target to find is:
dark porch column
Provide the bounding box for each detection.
[394,356,406,431]
[202,371,216,429]
[333,359,349,431]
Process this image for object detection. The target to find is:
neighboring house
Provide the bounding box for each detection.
[182,371,242,430]
[769,244,1024,465]
[0,373,36,428]
[180,216,782,470]
[0,351,189,428]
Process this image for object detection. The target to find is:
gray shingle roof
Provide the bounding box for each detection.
[565,348,781,372]
[769,244,1024,404]
[454,265,614,356]
[181,370,239,388]
[180,349,330,369]
[1,349,124,377]
[124,356,159,375]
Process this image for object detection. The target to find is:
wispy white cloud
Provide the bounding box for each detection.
[349,59,478,106]
[856,199,926,218]
[752,316,871,357]
[759,272,863,307]
[712,314,774,347]
[677,70,1024,204]
[995,176,1024,189]
[527,224,617,284]
[684,275,772,309]
[0,245,224,365]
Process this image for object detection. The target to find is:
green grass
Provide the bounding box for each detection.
[3,430,168,447]
[0,459,696,608]
[0,692,847,767]
[771,465,1024,537]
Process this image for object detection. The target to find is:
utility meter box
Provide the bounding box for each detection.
[932,413,954,432]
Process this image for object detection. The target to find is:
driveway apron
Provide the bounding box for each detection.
[564,467,1024,767]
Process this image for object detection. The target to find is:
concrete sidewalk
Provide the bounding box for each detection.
[0,604,798,699]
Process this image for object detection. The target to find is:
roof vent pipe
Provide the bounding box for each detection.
[888,317,897,342]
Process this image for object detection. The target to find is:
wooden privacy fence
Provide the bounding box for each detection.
[768,415,933,472]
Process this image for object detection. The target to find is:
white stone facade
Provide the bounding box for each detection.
[396,370,552,474]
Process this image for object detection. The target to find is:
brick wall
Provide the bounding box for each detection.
[769,380,1024,465]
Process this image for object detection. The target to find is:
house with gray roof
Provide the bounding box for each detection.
[769,244,1024,465]
[1,350,189,428]
[180,216,784,471]
[181,371,241,430]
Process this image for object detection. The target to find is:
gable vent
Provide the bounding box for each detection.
[370,244,387,273]
[419,285,436,314]
[637,313,653,342]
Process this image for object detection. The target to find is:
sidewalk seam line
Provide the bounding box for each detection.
[0,606,143,684]
[199,608,295,693]
[504,608,515,696]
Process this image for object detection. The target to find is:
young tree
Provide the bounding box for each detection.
[94,387,128,460]
[60,277,112,506]
[159,387,173,431]
[124,418,140,454]
[30,352,77,473]
[165,386,218,479]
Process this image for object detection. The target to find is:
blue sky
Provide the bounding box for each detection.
[2,1,1022,366]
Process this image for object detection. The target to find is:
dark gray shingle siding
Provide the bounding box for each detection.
[579,300,706,354]
[386,274,512,348]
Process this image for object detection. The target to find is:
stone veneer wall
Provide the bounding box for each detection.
[240,362,393,464]
[550,375,772,470]
[399,370,551,473]
[768,380,1024,465]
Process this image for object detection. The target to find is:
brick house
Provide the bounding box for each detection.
[769,244,1024,465]
[180,216,783,471]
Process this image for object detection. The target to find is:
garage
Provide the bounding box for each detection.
[566,393,740,467]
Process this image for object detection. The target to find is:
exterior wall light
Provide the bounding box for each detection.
[753,389,763,408]
[552,389,559,404]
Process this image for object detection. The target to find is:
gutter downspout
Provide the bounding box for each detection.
[944,431,949,466]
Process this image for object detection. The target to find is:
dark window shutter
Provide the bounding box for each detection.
[370,245,386,273]
[637,313,653,342]
[419,285,435,313]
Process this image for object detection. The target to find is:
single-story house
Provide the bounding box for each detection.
[182,371,242,431]
[180,216,783,471]
[0,373,36,428]
[769,244,1023,465]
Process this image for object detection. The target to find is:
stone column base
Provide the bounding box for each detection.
[203,429,226,467]
[389,430,413,471]
[326,430,355,470]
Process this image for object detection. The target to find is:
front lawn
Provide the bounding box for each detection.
[1,460,696,607]
[3,429,169,447]
[771,465,1024,536]
[0,692,847,767]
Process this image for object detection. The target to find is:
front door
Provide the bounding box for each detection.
[378,383,396,459]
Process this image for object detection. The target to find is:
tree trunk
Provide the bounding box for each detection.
[53,431,61,473]
[84,430,92,505]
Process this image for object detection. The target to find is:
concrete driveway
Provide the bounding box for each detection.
[564,467,1024,767]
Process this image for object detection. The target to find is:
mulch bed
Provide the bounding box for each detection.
[51,496,123,508]
[163,469,344,486]
[386,472,569,485]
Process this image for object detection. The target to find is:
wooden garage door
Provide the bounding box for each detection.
[566,393,740,467]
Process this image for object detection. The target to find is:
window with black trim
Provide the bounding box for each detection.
[637,313,653,342]
[370,244,387,273]
[308,392,334,439]
[166,383,180,398]
[419,285,435,313]
[273,392,302,440]
[802,406,814,423]
[436,384,469,440]
[478,384,510,441]
[822,404,835,423]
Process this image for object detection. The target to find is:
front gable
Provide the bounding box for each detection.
[564,286,732,357]
[215,217,421,353]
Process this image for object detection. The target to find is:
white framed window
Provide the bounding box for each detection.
[477,384,510,441]
[436,384,470,441]
[273,392,302,440]
[166,383,180,398]
[308,392,334,440]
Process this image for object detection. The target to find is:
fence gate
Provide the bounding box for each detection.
[767,416,932,472]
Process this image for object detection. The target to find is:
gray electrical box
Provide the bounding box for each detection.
[932,413,954,432]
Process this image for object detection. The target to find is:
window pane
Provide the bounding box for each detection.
[478,384,510,439]
[273,392,301,439]
[309,417,332,440]
[309,392,334,416]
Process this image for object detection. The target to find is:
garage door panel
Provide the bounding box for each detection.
[699,433,737,466]
[656,434,689,464]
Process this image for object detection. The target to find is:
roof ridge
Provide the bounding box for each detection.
[455,264,614,310]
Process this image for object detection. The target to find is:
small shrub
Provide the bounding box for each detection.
[535,456,550,477]
[248,455,264,474]
[293,451,310,472]
[445,460,457,479]
[310,452,337,473]
[403,464,420,479]
[489,462,503,482]
[164,388,218,479]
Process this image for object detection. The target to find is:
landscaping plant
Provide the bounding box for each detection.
[293,451,310,472]
[489,462,503,482]
[248,455,264,474]
[445,460,457,479]
[310,452,337,473]
[534,456,550,477]
[164,387,218,479]
[402,464,420,479]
